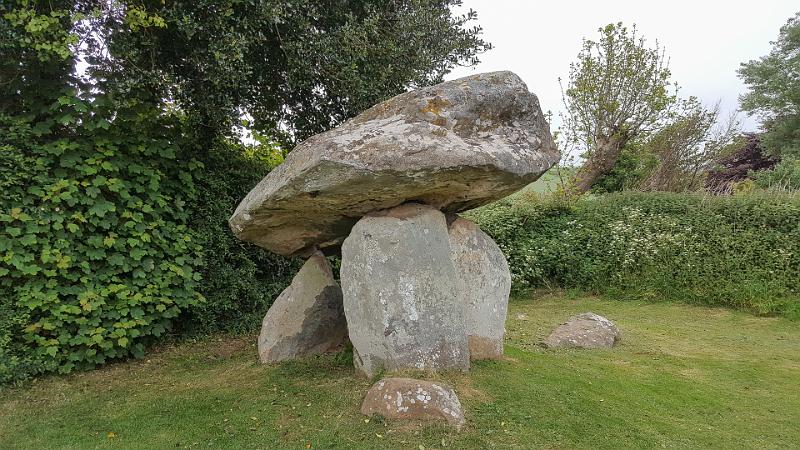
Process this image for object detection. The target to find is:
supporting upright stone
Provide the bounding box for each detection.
[258,251,347,363]
[340,204,470,377]
[448,217,511,360]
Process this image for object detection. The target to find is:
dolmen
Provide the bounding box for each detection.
[230,71,559,377]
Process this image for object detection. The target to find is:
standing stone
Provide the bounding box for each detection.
[361,378,466,429]
[258,251,347,362]
[340,204,470,377]
[543,312,621,349]
[448,217,511,360]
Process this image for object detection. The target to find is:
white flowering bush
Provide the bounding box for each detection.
[468,191,800,318]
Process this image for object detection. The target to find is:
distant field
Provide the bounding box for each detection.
[2,293,798,449]
[523,166,572,193]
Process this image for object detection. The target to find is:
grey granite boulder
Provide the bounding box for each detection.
[448,217,511,360]
[258,251,348,362]
[543,312,621,349]
[361,378,465,429]
[340,204,470,377]
[229,71,559,256]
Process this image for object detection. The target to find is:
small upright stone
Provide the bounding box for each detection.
[448,217,511,360]
[340,203,470,377]
[258,251,347,362]
[361,378,466,429]
[544,312,621,349]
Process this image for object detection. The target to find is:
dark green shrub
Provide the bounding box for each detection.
[177,140,298,335]
[0,293,43,384]
[0,109,300,384]
[469,191,800,318]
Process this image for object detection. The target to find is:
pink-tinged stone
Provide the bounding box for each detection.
[361,378,465,429]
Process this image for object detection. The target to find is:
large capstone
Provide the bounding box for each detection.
[229,71,559,256]
[258,251,348,362]
[340,204,470,377]
[448,217,511,359]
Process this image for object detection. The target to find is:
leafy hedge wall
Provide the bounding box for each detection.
[0,95,202,384]
[468,191,800,318]
[0,102,296,384]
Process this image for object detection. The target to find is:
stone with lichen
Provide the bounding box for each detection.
[361,377,465,429]
[544,312,621,349]
[340,204,469,377]
[229,71,559,257]
[448,216,511,360]
[257,251,347,362]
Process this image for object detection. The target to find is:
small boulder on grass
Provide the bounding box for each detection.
[361,378,465,429]
[544,312,620,349]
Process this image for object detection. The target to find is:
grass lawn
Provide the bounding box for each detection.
[1,292,799,449]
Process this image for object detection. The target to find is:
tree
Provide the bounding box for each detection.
[560,23,677,195]
[705,134,780,194]
[640,100,740,192]
[738,11,800,159]
[88,0,491,147]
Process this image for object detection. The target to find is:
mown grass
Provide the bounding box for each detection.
[1,292,799,449]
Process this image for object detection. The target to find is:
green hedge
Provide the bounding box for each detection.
[0,102,295,385]
[1,98,202,384]
[468,191,800,318]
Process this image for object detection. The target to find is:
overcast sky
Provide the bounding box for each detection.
[446,1,799,132]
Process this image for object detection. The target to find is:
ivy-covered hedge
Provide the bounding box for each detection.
[1,95,203,384]
[0,96,300,385]
[468,191,800,318]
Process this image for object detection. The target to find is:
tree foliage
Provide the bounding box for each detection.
[706,134,780,194]
[738,11,800,159]
[639,100,740,192]
[584,141,652,194]
[752,158,800,191]
[560,23,677,194]
[176,139,299,336]
[91,0,491,145]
